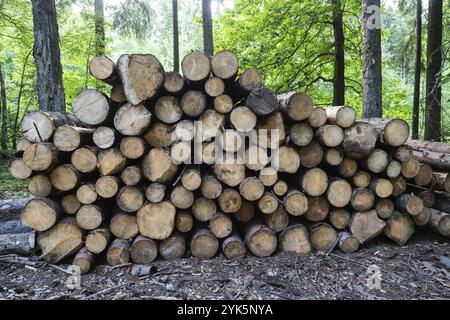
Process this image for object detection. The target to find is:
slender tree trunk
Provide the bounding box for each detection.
[424,0,443,142]
[94,0,105,56]
[0,62,7,154]
[31,0,66,112]
[332,0,345,106]
[362,0,382,118]
[172,0,180,72]
[412,0,422,140]
[202,0,214,56]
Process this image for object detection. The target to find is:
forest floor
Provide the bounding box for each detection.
[0,231,449,300]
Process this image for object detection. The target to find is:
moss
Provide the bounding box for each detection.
[0,159,30,200]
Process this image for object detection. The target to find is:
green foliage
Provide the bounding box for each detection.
[0,159,29,200]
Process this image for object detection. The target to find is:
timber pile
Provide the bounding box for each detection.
[3,51,450,274]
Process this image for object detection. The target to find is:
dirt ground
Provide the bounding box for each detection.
[0,230,449,300]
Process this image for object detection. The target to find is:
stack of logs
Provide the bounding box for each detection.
[4,50,450,274]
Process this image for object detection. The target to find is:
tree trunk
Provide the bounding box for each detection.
[202,0,214,56]
[424,0,443,142]
[31,0,66,112]
[172,0,179,72]
[0,62,7,154]
[332,0,345,106]
[94,0,105,56]
[412,0,422,140]
[362,0,382,118]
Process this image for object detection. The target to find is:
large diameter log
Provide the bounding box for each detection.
[181,90,206,117]
[329,209,351,230]
[23,143,58,172]
[76,205,105,230]
[9,159,32,180]
[97,148,126,176]
[214,163,246,187]
[412,150,450,171]
[121,166,142,186]
[107,239,130,266]
[211,50,239,81]
[89,56,119,85]
[155,96,183,124]
[53,125,94,152]
[22,111,80,143]
[360,118,409,147]
[163,71,186,94]
[342,122,377,159]
[246,87,278,116]
[93,127,118,149]
[116,186,144,212]
[338,232,360,254]
[258,192,279,215]
[137,201,176,240]
[71,147,98,174]
[406,139,450,154]
[146,183,166,203]
[110,212,139,240]
[190,228,219,260]
[351,188,375,212]
[283,190,308,216]
[209,212,233,238]
[384,212,415,245]
[0,219,32,235]
[325,106,356,128]
[21,198,61,232]
[264,207,289,233]
[86,228,111,254]
[310,223,338,252]
[222,233,246,259]
[395,194,424,216]
[37,218,84,263]
[130,235,158,264]
[279,223,312,255]
[278,92,313,121]
[315,125,344,147]
[181,52,210,83]
[0,198,31,216]
[175,211,194,233]
[72,247,95,275]
[142,148,179,183]
[428,208,450,237]
[73,89,112,126]
[298,141,324,168]
[304,196,329,222]
[350,210,386,243]
[114,103,152,136]
[218,190,241,214]
[300,168,329,197]
[430,172,450,193]
[117,54,165,105]
[96,176,120,199]
[244,221,277,257]
[159,233,186,260]
[327,179,352,208]
[0,231,36,256]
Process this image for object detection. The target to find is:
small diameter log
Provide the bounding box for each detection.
[211,50,239,80]
[86,228,111,254]
[96,176,120,199]
[394,146,413,162]
[324,148,344,166]
[246,87,278,116]
[28,175,52,197]
[279,223,312,255]
[342,122,377,159]
[276,146,300,174]
[137,201,176,240]
[72,247,95,275]
[97,148,126,176]
[181,90,206,117]
[338,232,360,254]
[110,85,126,103]
[53,125,94,152]
[245,221,277,257]
[181,52,211,83]
[239,177,265,201]
[159,234,186,260]
[413,207,432,226]
[114,103,152,136]
[351,188,375,212]
[413,164,433,187]
[264,207,289,233]
[391,175,407,197]
[181,168,201,191]
[350,210,386,243]
[235,201,255,223]
[89,56,118,84]
[76,205,105,230]
[117,186,144,212]
[337,158,358,178]
[307,107,327,128]
[175,211,194,233]
[375,199,395,219]
[406,140,450,154]
[93,127,118,149]
[230,106,257,132]
[253,112,286,149]
[233,68,262,98]
[61,194,81,215]
[22,111,80,143]
[401,158,421,179]
[273,180,288,197]
[209,212,233,238]
[214,94,233,114]
[214,163,246,187]
[259,167,278,187]
[283,191,309,217]
[76,183,98,205]
[110,212,139,240]
[222,233,246,259]
[428,208,450,237]
[37,218,83,263]
[15,138,32,157]
[352,171,371,188]
[73,89,112,126]
[130,235,158,264]
[121,166,142,186]
[245,146,269,171]
[290,123,313,147]
[329,209,351,230]
[384,212,415,245]
[142,148,178,183]
[298,141,324,168]
[363,149,389,174]
[9,159,32,180]
[163,71,186,94]
[107,239,130,266]
[146,183,166,203]
[117,54,164,105]
[191,228,219,259]
[300,168,329,197]
[50,164,80,192]
[154,96,183,124]
[200,175,222,199]
[205,77,225,97]
[327,179,352,208]
[395,194,424,216]
[258,192,279,215]
[23,143,58,172]
[120,137,147,160]
[360,118,409,147]
[278,92,313,121]
[325,106,357,128]
[21,198,61,232]
[144,122,175,148]
[170,186,194,210]
[218,190,241,214]
[407,185,435,207]
[315,125,344,147]
[304,196,329,222]
[310,223,338,252]
[430,172,450,193]
[71,147,98,174]
[369,178,393,199]
[0,231,36,256]
[199,110,225,142]
[384,160,402,179]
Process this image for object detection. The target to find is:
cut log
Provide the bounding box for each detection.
[406,139,450,154]
[337,158,358,178]
[273,180,288,197]
[259,167,278,187]
[110,211,139,240]
[391,175,407,197]
[279,223,312,255]
[117,54,165,105]
[219,130,243,153]
[159,233,186,260]
[190,228,219,259]
[384,212,415,245]
[375,198,395,219]
[230,107,257,132]
[246,87,278,116]
[15,138,32,157]
[22,111,80,143]
[211,50,239,81]
[170,141,191,165]
[218,189,241,214]
[395,194,424,216]
[290,123,313,147]
[110,85,126,103]
[384,160,402,179]
[325,106,356,128]
[0,231,35,255]
[362,149,389,174]
[413,207,432,226]
[263,207,289,233]
[214,94,233,114]
[76,204,105,230]
[144,122,174,148]
[428,208,450,237]
[214,163,245,187]
[73,89,112,126]
[351,188,375,212]
[326,179,352,208]
[86,228,111,254]
[307,107,327,128]
[163,71,186,94]
[258,192,279,215]
[145,183,166,203]
[89,56,118,85]
[130,235,158,264]
[121,166,142,186]
[430,172,450,193]
[324,148,344,166]
[222,233,246,259]
[232,68,262,98]
[119,137,147,160]
[200,175,222,199]
[204,77,225,97]
[304,196,329,222]
[239,177,264,201]
[329,208,351,229]
[181,168,202,191]
[37,218,83,263]
[278,92,313,121]
[72,247,95,275]
[235,200,255,222]
[245,146,269,171]
[315,125,344,147]
[23,143,58,172]
[170,186,194,210]
[276,146,300,174]
[360,118,409,147]
[107,239,130,266]
[199,110,225,142]
[209,212,233,238]
[174,120,195,142]
[342,122,377,159]
[253,112,286,149]
[394,145,413,162]
[116,186,144,212]
[60,195,81,215]
[175,211,194,233]
[93,126,118,149]
[76,183,98,205]
[338,232,360,253]
[53,125,94,152]
[407,185,435,207]
[9,159,32,180]
[352,171,371,188]
[181,52,210,83]
[310,223,338,252]
[97,148,126,176]
[114,103,152,136]
[244,221,277,257]
[137,201,176,240]
[369,178,393,199]
[413,164,433,186]
[181,90,206,117]
[21,198,61,232]
[349,210,386,243]
[300,168,328,197]
[142,148,179,183]
[71,146,98,173]
[412,150,450,171]
[96,176,120,199]
[298,141,324,168]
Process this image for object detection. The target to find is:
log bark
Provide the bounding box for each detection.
[428,208,450,237]
[430,172,450,193]
[412,150,450,171]
[246,87,278,116]
[0,231,36,256]
[406,140,450,154]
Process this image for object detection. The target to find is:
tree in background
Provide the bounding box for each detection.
[362,0,382,118]
[31,0,66,112]
[94,0,105,56]
[424,0,443,142]
[412,0,422,140]
[173,0,179,72]
[332,0,345,106]
[202,0,214,56]
[0,62,7,154]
